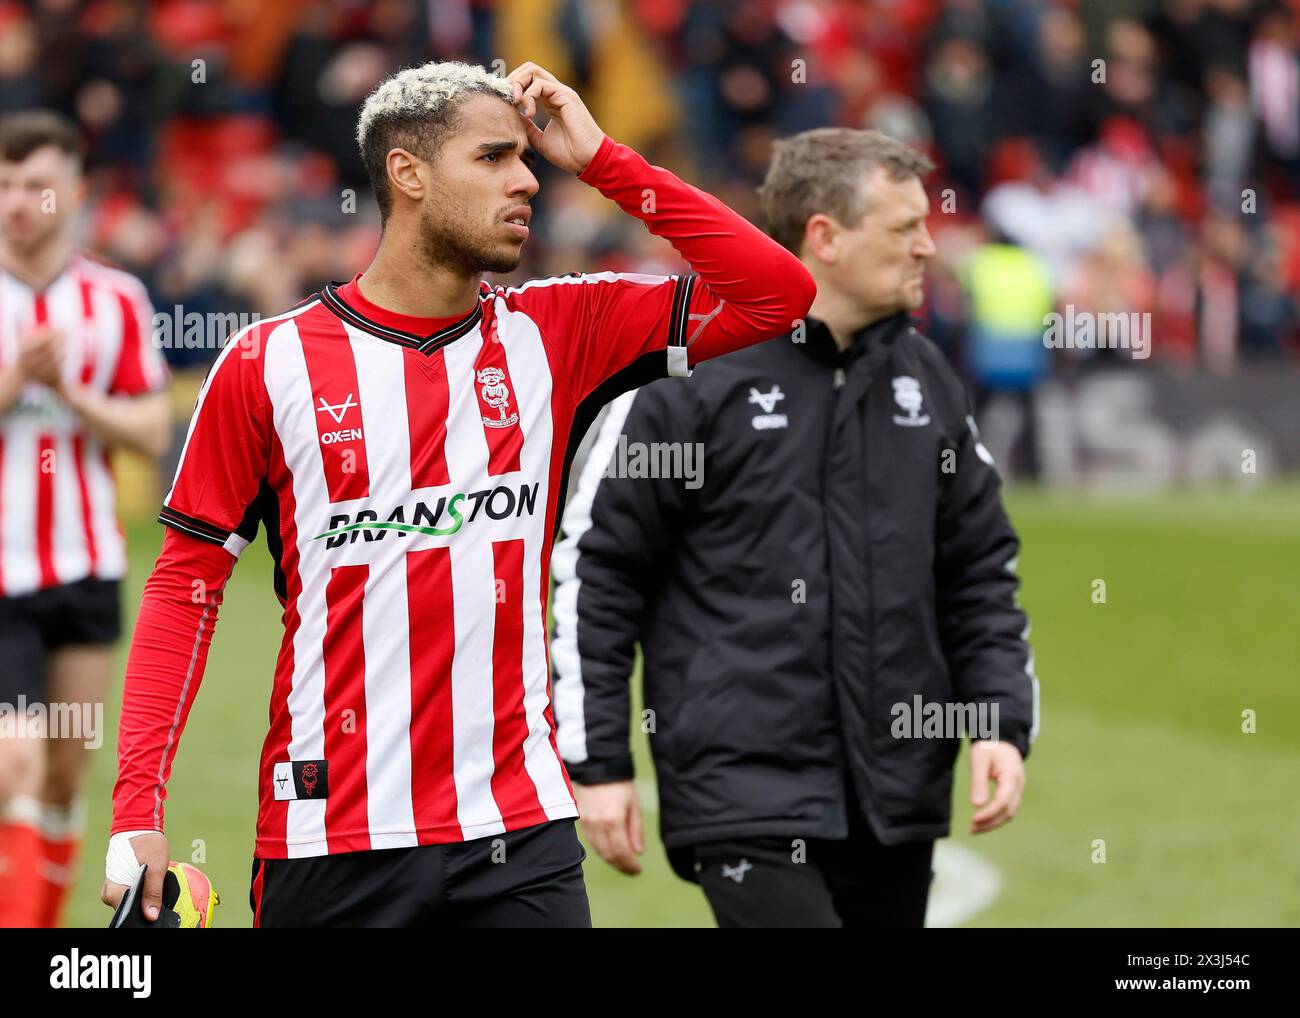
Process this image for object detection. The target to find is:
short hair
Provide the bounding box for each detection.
[759,128,934,255]
[356,60,515,221]
[0,110,85,169]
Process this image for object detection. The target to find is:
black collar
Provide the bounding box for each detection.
[800,311,913,365]
[318,280,488,354]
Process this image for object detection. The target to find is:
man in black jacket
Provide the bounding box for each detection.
[550,128,1038,927]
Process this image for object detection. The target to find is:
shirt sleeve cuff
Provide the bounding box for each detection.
[575,134,621,187]
[158,506,248,557]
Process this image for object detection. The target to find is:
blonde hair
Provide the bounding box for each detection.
[356,61,515,219]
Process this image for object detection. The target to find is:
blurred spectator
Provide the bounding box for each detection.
[922,35,997,196]
[0,7,44,113]
[1239,228,1298,358]
[0,0,1293,464]
[1249,8,1300,198]
[1059,220,1156,364]
[963,235,1055,477]
[1202,63,1256,200]
[1020,5,1097,168]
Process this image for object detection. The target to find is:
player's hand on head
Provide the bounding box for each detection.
[968,739,1025,834]
[505,62,604,175]
[574,780,644,875]
[101,831,170,920]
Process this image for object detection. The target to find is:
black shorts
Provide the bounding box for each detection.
[683,805,936,928]
[250,818,592,928]
[0,577,121,703]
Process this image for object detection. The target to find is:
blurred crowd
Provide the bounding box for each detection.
[1,0,1297,383]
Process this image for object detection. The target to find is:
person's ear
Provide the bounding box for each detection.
[386,147,426,205]
[804,213,841,265]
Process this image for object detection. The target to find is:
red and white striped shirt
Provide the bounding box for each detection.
[0,255,167,597]
[112,136,816,858]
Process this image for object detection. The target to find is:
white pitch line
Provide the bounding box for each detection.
[925,841,1003,928]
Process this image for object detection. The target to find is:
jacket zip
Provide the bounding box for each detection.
[831,336,898,833]
[823,355,852,829]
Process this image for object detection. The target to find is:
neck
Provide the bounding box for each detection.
[0,236,75,291]
[358,223,481,318]
[807,280,896,352]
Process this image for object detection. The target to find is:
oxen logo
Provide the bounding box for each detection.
[748,384,788,430]
[477,366,519,428]
[747,385,784,414]
[316,393,357,424]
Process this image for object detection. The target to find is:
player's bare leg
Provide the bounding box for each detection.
[0,709,47,926]
[37,645,113,926]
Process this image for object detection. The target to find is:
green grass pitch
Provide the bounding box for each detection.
[65,484,1300,927]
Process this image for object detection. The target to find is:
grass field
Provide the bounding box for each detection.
[64,484,1300,928]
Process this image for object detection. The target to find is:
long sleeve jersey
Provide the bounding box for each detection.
[111,135,816,857]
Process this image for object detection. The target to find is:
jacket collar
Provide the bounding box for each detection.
[800,311,914,366]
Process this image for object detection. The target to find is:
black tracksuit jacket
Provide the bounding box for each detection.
[549,312,1038,856]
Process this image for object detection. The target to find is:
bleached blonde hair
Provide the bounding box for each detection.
[355,61,515,219]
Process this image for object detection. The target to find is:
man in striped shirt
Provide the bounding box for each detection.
[0,111,170,927]
[102,61,815,927]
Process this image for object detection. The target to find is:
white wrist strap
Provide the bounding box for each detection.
[105,830,159,885]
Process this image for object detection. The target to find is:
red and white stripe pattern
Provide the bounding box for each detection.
[163,274,702,857]
[0,256,166,597]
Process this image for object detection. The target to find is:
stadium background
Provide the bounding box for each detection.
[3,0,1295,926]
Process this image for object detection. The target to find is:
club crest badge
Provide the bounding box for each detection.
[891,375,931,427]
[477,366,519,428]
